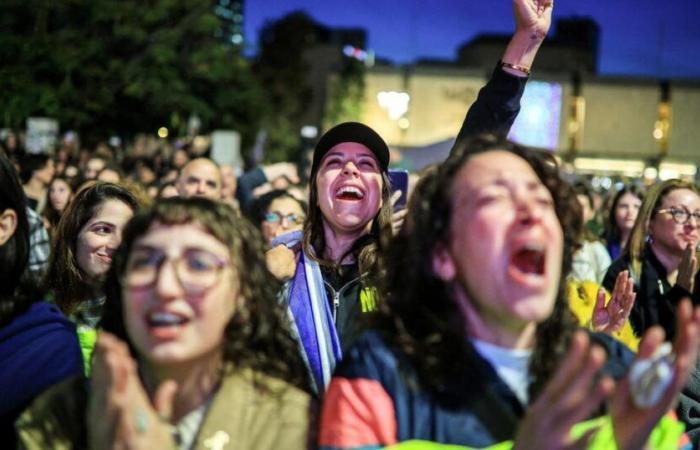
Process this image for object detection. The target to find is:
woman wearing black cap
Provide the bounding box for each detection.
[268,0,555,393]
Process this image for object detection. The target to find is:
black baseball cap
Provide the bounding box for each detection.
[311,122,390,175]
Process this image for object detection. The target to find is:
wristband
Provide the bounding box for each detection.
[500,61,531,75]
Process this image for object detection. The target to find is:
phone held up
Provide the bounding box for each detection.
[388,169,409,212]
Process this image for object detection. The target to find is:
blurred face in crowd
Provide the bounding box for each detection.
[615,192,642,236]
[85,157,106,180]
[172,149,189,170]
[433,150,563,343]
[49,178,73,213]
[316,143,383,235]
[649,188,700,259]
[576,194,594,224]
[76,199,134,280]
[97,168,121,183]
[261,196,306,244]
[220,165,237,200]
[123,223,235,367]
[177,158,221,199]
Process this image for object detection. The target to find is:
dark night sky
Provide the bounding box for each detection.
[245,0,700,79]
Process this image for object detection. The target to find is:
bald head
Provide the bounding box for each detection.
[176,158,222,199]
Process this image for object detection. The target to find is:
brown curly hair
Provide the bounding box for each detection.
[376,134,582,401]
[100,197,309,391]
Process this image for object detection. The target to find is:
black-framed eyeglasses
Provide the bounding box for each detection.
[123,247,229,295]
[656,207,700,225]
[264,211,304,225]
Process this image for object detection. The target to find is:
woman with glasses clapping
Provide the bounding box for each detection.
[17,198,312,449]
[603,179,700,342]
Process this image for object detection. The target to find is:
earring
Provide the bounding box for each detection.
[646,233,653,244]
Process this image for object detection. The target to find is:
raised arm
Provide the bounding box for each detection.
[453,0,553,149]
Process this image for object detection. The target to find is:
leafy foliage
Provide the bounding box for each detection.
[0,0,264,152]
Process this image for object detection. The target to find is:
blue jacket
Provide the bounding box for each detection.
[0,301,83,442]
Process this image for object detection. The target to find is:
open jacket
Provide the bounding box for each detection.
[16,367,314,450]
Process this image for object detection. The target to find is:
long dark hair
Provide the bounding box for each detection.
[0,150,37,325]
[45,181,144,315]
[41,175,76,230]
[302,164,392,284]
[100,197,309,391]
[603,184,644,250]
[376,134,581,401]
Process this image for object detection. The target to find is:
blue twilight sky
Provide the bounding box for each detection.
[245,0,700,79]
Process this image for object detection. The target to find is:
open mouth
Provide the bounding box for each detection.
[146,311,189,329]
[509,244,545,277]
[335,185,365,201]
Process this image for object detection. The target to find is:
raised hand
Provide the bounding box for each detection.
[592,270,635,334]
[513,0,554,41]
[676,243,697,293]
[88,333,177,450]
[610,300,700,449]
[513,331,614,450]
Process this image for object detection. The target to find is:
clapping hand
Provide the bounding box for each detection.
[676,243,697,293]
[88,333,178,450]
[610,299,700,449]
[592,270,635,335]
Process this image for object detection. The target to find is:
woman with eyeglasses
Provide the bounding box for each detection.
[17,198,312,449]
[248,190,307,246]
[603,179,700,341]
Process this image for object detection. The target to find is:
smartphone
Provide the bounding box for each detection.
[388,169,409,211]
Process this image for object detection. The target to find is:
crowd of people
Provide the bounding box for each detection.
[1,0,700,448]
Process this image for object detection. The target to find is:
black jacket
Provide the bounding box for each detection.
[603,248,700,341]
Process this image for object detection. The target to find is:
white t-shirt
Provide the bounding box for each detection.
[472,339,532,405]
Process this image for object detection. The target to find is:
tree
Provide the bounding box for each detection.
[253,12,322,163]
[0,0,265,152]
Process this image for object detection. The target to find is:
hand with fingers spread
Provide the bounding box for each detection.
[390,190,408,236]
[593,270,636,335]
[676,244,698,293]
[610,300,700,450]
[513,331,615,450]
[88,333,178,450]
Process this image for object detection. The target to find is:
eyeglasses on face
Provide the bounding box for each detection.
[656,207,700,225]
[123,246,229,294]
[264,211,304,225]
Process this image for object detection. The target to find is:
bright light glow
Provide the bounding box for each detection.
[574,157,645,176]
[397,118,410,129]
[377,91,410,120]
[644,167,658,179]
[509,81,562,150]
[157,127,169,138]
[659,162,697,180]
[300,125,318,139]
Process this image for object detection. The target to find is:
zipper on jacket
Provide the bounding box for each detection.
[324,275,362,324]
